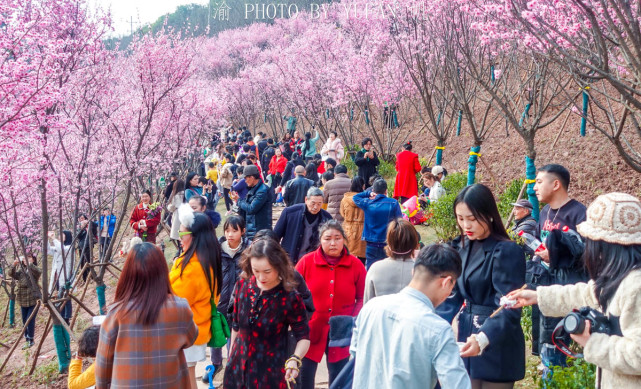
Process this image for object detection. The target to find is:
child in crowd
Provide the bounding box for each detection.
[68,325,100,389]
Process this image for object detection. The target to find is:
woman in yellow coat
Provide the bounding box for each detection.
[170,203,222,389]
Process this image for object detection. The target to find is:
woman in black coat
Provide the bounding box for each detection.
[437,184,525,387]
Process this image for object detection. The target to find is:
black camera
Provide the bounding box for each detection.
[563,307,616,335]
[552,306,621,358]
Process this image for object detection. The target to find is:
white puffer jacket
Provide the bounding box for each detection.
[537,270,641,389]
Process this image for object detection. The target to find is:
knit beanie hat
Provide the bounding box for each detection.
[577,192,641,245]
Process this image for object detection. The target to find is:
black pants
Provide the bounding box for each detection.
[300,355,349,389]
[223,188,233,211]
[270,175,282,202]
[78,247,91,282]
[99,236,111,260]
[56,289,72,324]
[21,305,38,342]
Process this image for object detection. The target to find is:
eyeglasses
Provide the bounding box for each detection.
[178,231,192,237]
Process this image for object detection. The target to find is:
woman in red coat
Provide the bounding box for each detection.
[295,220,366,389]
[268,148,288,201]
[393,141,421,202]
[129,190,161,243]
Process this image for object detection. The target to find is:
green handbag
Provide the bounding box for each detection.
[208,299,230,348]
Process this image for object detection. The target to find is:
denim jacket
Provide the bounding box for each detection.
[352,191,402,243]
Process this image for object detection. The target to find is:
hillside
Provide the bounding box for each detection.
[106,0,324,50]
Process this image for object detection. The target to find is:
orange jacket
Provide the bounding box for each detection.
[170,253,219,345]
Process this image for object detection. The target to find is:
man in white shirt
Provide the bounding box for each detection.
[350,244,471,389]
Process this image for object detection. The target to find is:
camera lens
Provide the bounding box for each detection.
[563,313,585,334]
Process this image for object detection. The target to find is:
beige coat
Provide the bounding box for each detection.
[340,192,367,258]
[323,173,352,222]
[537,269,641,389]
[219,163,233,189]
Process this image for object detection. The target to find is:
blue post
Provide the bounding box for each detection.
[436,111,442,127]
[365,109,370,125]
[96,284,106,315]
[519,103,532,127]
[326,108,330,119]
[467,146,481,186]
[456,110,462,136]
[53,324,71,372]
[263,112,267,123]
[525,156,540,221]
[350,108,354,121]
[491,65,495,84]
[8,298,15,327]
[435,145,444,166]
[580,89,589,137]
[392,109,399,128]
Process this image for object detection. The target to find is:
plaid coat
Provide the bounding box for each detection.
[96,295,198,388]
[7,263,41,307]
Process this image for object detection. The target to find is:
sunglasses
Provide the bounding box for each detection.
[178,231,192,237]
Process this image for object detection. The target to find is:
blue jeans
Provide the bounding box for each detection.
[365,243,387,270]
[541,343,567,386]
[21,305,38,342]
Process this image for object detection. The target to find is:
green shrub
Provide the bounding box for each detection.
[429,172,468,242]
[441,171,467,194]
[521,305,533,343]
[341,155,357,177]
[378,159,396,179]
[537,358,596,389]
[430,192,459,242]
[497,177,525,221]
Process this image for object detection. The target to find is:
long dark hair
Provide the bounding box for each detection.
[169,179,185,202]
[453,184,509,242]
[240,238,297,291]
[181,213,222,295]
[185,172,198,191]
[305,163,317,183]
[584,239,641,311]
[303,132,311,154]
[114,243,171,325]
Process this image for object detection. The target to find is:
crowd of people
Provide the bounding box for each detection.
[3,125,641,389]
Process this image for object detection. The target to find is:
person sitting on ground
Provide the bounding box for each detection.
[351,244,470,389]
[274,187,332,264]
[353,179,402,269]
[284,165,315,207]
[431,165,447,181]
[323,164,352,222]
[68,325,99,389]
[419,172,446,208]
[364,219,420,303]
